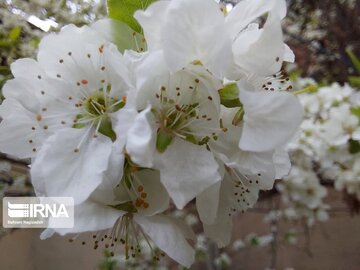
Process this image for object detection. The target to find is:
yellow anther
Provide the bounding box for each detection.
[36,114,42,121]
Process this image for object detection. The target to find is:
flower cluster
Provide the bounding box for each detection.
[288,81,360,202]
[277,166,329,225]
[0,0,303,267]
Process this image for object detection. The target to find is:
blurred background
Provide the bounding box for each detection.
[0,0,360,269]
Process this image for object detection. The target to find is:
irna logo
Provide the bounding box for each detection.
[7,202,69,218]
[3,197,74,228]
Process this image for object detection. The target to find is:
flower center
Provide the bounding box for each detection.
[73,89,126,141]
[152,85,218,152]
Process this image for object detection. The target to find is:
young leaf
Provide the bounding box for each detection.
[219,83,242,108]
[349,139,360,154]
[107,0,157,33]
[351,107,360,120]
[349,76,360,88]
[9,26,21,42]
[346,48,360,73]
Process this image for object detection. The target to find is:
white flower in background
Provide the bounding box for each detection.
[335,158,360,200]
[214,253,232,268]
[0,25,135,203]
[289,80,360,202]
[42,169,196,268]
[277,166,329,225]
[319,104,360,145]
[232,239,246,250]
[126,51,222,209]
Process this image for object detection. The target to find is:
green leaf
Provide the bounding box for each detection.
[351,107,360,120]
[346,48,360,73]
[92,19,146,53]
[107,0,157,33]
[349,139,360,154]
[219,83,242,108]
[156,129,173,153]
[0,66,11,76]
[349,76,360,88]
[9,26,21,42]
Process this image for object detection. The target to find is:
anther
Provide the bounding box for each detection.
[36,114,42,121]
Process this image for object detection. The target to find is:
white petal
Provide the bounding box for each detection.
[352,127,360,140]
[126,106,156,168]
[102,105,138,191]
[204,216,233,248]
[161,0,232,76]
[131,169,170,216]
[0,99,46,159]
[45,200,122,237]
[205,171,259,247]
[134,1,170,51]
[101,145,125,193]
[40,228,55,240]
[229,151,276,190]
[284,43,295,63]
[11,58,46,80]
[273,148,291,179]
[154,138,221,209]
[37,25,110,88]
[231,23,262,55]
[112,99,138,149]
[134,215,195,268]
[2,78,41,112]
[226,0,286,38]
[134,51,169,109]
[31,128,113,204]
[239,81,303,152]
[233,14,284,76]
[196,181,221,224]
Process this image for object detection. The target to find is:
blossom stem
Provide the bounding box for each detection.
[293,84,317,95]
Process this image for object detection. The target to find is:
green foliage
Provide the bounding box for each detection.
[107,0,157,33]
[9,26,21,42]
[0,26,22,49]
[93,19,146,53]
[349,139,360,154]
[219,83,242,108]
[351,107,360,120]
[349,76,360,88]
[346,48,360,74]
